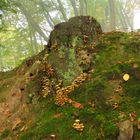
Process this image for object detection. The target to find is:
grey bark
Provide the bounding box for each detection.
[57,0,68,21]
[70,0,79,16]
[117,0,134,31]
[38,1,55,28]
[108,0,116,30]
[79,0,84,15]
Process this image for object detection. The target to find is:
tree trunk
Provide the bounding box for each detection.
[108,0,116,31]
[70,0,79,16]
[57,0,68,21]
[15,2,49,43]
[38,1,55,28]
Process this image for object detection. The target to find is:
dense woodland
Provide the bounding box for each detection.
[0,0,140,71]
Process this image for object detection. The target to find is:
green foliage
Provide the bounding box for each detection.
[0,0,10,10]
[0,26,42,71]
[0,129,10,139]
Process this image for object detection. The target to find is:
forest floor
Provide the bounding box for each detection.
[0,71,35,139]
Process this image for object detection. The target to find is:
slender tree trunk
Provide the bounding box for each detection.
[29,26,36,54]
[79,0,87,15]
[40,36,44,50]
[108,0,116,31]
[0,47,4,71]
[57,0,68,21]
[79,0,84,15]
[116,5,126,31]
[38,1,55,28]
[118,1,129,31]
[33,34,38,53]
[84,0,88,15]
[15,2,48,43]
[43,12,54,29]
[70,0,79,16]
[119,1,133,30]
[121,0,134,31]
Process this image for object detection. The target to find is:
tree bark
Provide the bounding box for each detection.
[79,0,84,15]
[108,0,116,31]
[38,1,55,28]
[57,0,68,21]
[70,0,79,16]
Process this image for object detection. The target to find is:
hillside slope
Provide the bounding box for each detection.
[0,16,140,140]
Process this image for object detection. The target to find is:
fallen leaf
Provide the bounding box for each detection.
[20,126,27,132]
[72,101,83,109]
[130,112,136,117]
[12,118,22,131]
[138,118,140,130]
[123,74,130,81]
[54,113,61,118]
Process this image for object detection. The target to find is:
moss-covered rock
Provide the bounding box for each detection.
[46,16,102,85]
[1,17,140,140]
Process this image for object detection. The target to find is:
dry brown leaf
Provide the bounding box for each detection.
[72,101,83,109]
[12,118,22,131]
[53,113,61,118]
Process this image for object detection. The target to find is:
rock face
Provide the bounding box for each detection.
[48,16,102,49]
[46,16,102,85]
[117,120,133,140]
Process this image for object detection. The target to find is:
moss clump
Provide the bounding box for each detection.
[0,129,10,139]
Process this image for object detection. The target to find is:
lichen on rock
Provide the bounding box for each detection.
[47,16,102,85]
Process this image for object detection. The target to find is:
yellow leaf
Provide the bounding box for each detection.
[123,74,130,81]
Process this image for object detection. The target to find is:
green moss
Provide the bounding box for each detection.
[72,36,79,47]
[0,129,10,139]
[8,32,140,139]
[123,80,140,98]
[58,45,66,58]
[61,36,69,45]
[103,121,118,138]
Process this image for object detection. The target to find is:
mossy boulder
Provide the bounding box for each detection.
[46,16,102,85]
[1,16,140,140]
[48,16,102,48]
